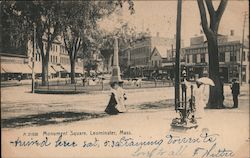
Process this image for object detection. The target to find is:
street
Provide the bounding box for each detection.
[1,85,249,158]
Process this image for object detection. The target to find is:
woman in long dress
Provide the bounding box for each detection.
[194,81,207,118]
[116,82,127,112]
[105,82,127,115]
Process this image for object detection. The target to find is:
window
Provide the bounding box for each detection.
[192,54,197,63]
[248,51,250,62]
[219,52,225,62]
[201,54,205,63]
[242,51,245,61]
[56,56,57,63]
[187,55,190,63]
[230,51,236,62]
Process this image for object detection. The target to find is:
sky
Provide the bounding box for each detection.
[99,0,249,46]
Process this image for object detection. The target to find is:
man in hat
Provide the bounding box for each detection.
[231,79,240,108]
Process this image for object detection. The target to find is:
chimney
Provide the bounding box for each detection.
[230,30,234,36]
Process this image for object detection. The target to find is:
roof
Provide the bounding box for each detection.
[152,46,168,58]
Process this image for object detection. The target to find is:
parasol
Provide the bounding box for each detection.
[196,77,215,86]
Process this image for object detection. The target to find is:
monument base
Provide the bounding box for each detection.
[170,117,198,131]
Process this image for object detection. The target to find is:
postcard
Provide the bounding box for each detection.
[1,1,249,158]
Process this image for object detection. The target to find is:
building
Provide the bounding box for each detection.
[122,33,184,78]
[0,10,84,81]
[0,13,31,81]
[0,53,31,81]
[183,34,249,83]
[1,37,84,81]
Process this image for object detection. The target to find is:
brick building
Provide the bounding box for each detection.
[183,34,249,83]
[121,33,184,78]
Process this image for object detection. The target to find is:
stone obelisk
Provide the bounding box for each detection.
[110,36,122,83]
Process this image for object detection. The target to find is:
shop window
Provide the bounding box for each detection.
[219,52,225,62]
[201,54,206,63]
[242,51,246,61]
[192,54,197,63]
[230,52,236,62]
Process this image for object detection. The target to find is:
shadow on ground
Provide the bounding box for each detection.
[1,111,108,128]
[1,99,175,129]
[130,99,174,110]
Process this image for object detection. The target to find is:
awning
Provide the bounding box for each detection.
[32,65,56,74]
[1,67,6,73]
[61,65,70,73]
[75,67,83,74]
[49,65,56,74]
[51,65,65,72]
[1,63,32,74]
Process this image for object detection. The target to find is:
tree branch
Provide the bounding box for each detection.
[205,0,215,17]
[214,0,228,32]
[73,37,81,60]
[205,0,216,29]
[197,0,211,35]
[64,37,72,58]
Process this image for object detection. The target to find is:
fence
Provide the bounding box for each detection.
[34,78,174,94]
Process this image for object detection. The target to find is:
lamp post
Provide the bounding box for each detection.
[240,12,247,85]
[174,0,182,111]
[31,23,36,93]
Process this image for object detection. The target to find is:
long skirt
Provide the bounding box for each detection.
[105,93,119,115]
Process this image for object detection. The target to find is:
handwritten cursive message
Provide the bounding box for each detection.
[9,129,234,158]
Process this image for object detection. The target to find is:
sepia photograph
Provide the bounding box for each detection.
[1,0,249,158]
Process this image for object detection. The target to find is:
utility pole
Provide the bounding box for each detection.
[31,23,36,93]
[240,11,248,85]
[175,0,182,111]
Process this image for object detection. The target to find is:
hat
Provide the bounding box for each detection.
[110,64,123,84]
[110,75,123,84]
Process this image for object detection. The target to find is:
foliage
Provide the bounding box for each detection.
[1,0,135,84]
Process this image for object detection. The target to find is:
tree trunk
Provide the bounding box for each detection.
[207,34,224,108]
[42,58,49,86]
[70,59,76,84]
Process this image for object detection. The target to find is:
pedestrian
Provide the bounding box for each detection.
[82,77,86,87]
[193,80,206,118]
[105,81,127,115]
[231,79,240,108]
[117,81,127,112]
[17,75,22,82]
[105,82,120,115]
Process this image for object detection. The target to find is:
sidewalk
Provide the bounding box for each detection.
[1,85,249,158]
[2,95,249,158]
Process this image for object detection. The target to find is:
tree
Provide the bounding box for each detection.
[61,1,135,83]
[11,1,63,85]
[1,2,29,56]
[197,0,228,108]
[99,22,140,73]
[5,1,134,85]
